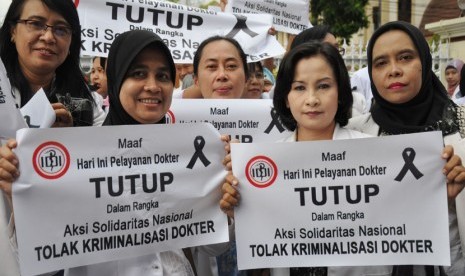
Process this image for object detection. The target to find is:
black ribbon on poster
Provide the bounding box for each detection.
[186,136,211,169]
[264,108,286,134]
[225,14,259,38]
[24,115,39,128]
[394,147,424,182]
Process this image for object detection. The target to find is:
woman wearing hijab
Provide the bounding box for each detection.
[445,59,464,101]
[102,30,175,126]
[220,22,465,276]
[347,21,465,276]
[263,67,275,93]
[60,29,195,276]
[0,29,231,275]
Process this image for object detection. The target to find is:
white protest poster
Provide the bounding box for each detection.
[0,59,27,139]
[167,99,291,143]
[231,132,450,269]
[225,0,311,34]
[13,123,229,275]
[20,89,56,129]
[76,0,285,62]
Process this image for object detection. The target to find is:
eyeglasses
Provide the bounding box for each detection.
[16,19,72,38]
[338,47,346,56]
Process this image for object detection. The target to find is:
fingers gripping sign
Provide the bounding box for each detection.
[51,103,73,127]
[442,145,465,200]
[0,139,19,201]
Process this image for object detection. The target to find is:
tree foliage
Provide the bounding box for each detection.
[200,0,219,9]
[310,0,369,43]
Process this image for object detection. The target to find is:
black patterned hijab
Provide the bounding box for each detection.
[103,30,175,126]
[367,21,460,136]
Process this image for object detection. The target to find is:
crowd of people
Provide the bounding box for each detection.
[1,0,465,275]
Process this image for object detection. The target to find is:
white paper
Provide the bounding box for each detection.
[231,132,450,269]
[168,99,292,143]
[13,123,229,275]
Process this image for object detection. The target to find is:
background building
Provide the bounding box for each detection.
[2,0,464,82]
[346,0,464,82]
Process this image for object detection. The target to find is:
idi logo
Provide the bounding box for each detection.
[33,141,70,179]
[245,155,277,188]
[165,110,175,124]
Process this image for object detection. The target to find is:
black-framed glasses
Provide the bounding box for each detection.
[16,19,72,38]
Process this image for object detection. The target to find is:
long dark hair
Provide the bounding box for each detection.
[274,41,353,130]
[0,0,93,107]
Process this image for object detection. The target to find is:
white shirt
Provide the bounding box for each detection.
[350,67,372,113]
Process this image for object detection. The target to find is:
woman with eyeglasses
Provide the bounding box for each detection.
[0,0,105,128]
[0,0,105,275]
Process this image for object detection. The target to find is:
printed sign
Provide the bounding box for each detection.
[20,89,56,129]
[13,123,229,275]
[0,59,55,140]
[168,99,291,143]
[77,0,285,62]
[231,132,450,269]
[225,0,311,34]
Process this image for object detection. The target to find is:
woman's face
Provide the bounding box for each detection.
[371,30,423,104]
[119,47,174,124]
[263,78,273,92]
[11,0,72,77]
[445,67,460,88]
[90,57,108,97]
[194,40,246,99]
[286,55,338,140]
[242,65,264,99]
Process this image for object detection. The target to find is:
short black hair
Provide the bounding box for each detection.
[247,61,263,75]
[93,56,107,71]
[290,25,332,49]
[193,35,249,79]
[273,41,353,131]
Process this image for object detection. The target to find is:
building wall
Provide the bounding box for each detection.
[450,41,465,61]
[411,0,428,27]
